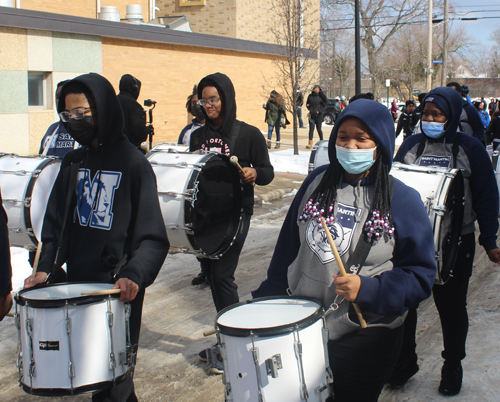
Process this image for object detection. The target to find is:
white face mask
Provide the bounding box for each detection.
[421,121,447,139]
[335,145,378,174]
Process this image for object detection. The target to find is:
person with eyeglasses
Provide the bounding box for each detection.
[23,73,169,402]
[190,72,274,374]
[117,74,151,154]
[390,87,500,396]
[178,84,205,146]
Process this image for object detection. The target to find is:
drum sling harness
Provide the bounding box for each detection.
[415,135,460,169]
[46,162,80,284]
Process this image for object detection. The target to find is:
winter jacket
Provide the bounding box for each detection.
[306,91,328,117]
[460,100,485,142]
[486,116,500,146]
[178,119,204,145]
[190,73,274,215]
[395,87,499,252]
[38,73,169,288]
[117,74,151,148]
[479,110,490,129]
[264,99,286,127]
[253,99,436,341]
[396,112,415,138]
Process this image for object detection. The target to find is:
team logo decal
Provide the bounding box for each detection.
[75,169,122,230]
[305,202,360,264]
[419,155,450,168]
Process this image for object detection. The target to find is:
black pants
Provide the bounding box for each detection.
[309,115,324,141]
[329,326,403,402]
[200,213,251,312]
[400,232,475,362]
[92,289,145,402]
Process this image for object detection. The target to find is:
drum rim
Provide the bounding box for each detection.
[20,370,131,396]
[215,295,324,337]
[15,282,121,308]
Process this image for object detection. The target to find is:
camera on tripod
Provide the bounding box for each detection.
[144,99,156,107]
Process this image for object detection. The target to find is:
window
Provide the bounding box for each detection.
[28,72,51,109]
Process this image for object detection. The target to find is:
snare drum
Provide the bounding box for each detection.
[0,154,61,249]
[391,163,464,284]
[147,151,243,258]
[151,143,190,153]
[215,297,332,402]
[308,140,330,173]
[14,283,132,396]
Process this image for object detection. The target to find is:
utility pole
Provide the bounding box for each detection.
[355,0,361,95]
[426,0,433,91]
[441,0,449,86]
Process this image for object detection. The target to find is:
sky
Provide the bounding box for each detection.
[446,0,500,48]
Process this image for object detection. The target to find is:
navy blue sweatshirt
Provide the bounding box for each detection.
[38,73,169,288]
[395,87,499,252]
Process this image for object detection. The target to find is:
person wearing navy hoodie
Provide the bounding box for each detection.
[391,87,500,396]
[253,99,436,401]
[24,73,169,401]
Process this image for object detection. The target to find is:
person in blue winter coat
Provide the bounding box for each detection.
[390,86,500,396]
[253,99,436,402]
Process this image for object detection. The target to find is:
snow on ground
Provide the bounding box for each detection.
[269,148,311,175]
[10,248,32,292]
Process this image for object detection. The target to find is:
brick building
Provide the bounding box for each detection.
[0,1,319,154]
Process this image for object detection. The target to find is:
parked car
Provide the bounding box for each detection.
[323,98,340,125]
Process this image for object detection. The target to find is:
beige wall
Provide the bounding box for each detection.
[102,37,280,143]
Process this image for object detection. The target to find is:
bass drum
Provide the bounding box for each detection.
[147,150,243,258]
[0,154,61,249]
[151,143,190,153]
[215,296,332,402]
[308,140,329,174]
[391,163,464,284]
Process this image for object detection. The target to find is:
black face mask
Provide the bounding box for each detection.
[67,116,97,147]
[192,104,205,122]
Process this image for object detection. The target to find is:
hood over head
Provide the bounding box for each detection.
[197,72,236,135]
[421,87,463,138]
[328,99,395,166]
[119,74,141,100]
[59,73,126,148]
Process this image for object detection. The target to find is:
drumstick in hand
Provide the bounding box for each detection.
[230,155,255,186]
[31,242,43,280]
[81,289,122,296]
[320,217,367,328]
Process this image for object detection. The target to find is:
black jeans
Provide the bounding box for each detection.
[399,232,476,362]
[329,326,403,402]
[200,213,251,312]
[92,289,145,402]
[309,114,324,141]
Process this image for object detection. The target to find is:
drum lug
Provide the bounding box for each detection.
[265,354,282,378]
[293,327,309,401]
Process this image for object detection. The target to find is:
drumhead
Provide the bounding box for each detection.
[216,296,323,337]
[186,153,243,257]
[15,282,119,308]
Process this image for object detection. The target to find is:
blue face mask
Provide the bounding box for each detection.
[421,121,447,139]
[335,145,377,175]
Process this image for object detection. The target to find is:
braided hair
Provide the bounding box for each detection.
[299,146,394,241]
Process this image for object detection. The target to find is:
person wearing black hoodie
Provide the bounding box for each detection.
[117,74,151,153]
[306,85,328,148]
[190,73,274,312]
[24,73,169,401]
[0,191,12,322]
[391,87,500,396]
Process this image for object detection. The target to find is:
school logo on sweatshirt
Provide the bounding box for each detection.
[418,155,451,168]
[306,202,359,265]
[75,169,122,230]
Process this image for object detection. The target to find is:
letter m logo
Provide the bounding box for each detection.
[76,169,122,230]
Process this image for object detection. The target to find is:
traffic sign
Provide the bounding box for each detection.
[432,60,444,64]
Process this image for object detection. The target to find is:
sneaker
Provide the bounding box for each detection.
[191,271,206,286]
[209,354,224,375]
[387,355,419,388]
[438,360,463,396]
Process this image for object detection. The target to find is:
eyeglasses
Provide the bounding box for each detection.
[198,98,220,107]
[59,107,92,122]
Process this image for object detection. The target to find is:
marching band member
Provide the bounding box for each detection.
[189,72,274,373]
[391,87,500,395]
[24,73,169,401]
[253,99,436,401]
[0,191,12,322]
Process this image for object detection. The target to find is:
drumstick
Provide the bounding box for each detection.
[229,155,255,187]
[203,328,217,336]
[320,217,367,329]
[6,311,14,317]
[31,242,43,280]
[81,289,122,296]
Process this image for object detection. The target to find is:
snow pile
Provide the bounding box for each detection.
[269,149,311,175]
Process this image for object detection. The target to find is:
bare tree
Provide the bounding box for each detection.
[266,0,320,155]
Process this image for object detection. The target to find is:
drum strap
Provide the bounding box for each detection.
[229,120,241,153]
[343,176,395,274]
[415,136,460,169]
[47,162,80,283]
